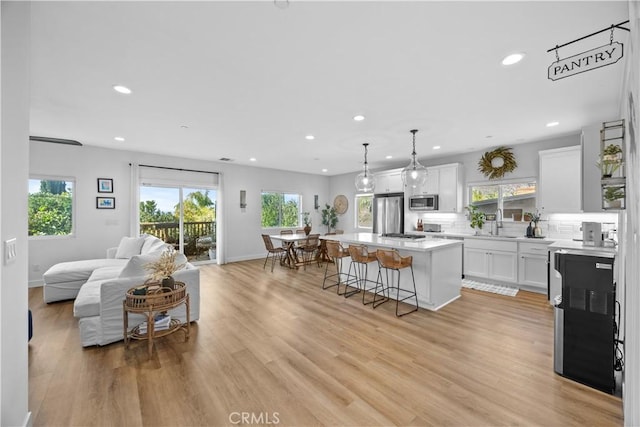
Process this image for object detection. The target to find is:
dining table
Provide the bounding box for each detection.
[270,233,315,269]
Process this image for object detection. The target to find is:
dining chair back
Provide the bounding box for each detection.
[261,234,285,272]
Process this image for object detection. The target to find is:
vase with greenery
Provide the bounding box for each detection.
[603,185,624,209]
[321,203,338,233]
[144,247,185,288]
[302,212,312,235]
[597,144,623,178]
[466,205,485,235]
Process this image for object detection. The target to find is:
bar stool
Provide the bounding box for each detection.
[348,244,379,305]
[374,249,419,317]
[323,240,356,295]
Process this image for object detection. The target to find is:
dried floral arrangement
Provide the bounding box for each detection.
[144,246,186,282]
[478,146,517,180]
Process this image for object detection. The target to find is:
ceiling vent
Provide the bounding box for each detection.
[30,136,82,146]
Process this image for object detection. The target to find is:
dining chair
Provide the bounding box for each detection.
[261,234,286,272]
[296,234,321,270]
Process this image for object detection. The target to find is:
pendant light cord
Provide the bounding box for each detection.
[363,143,369,177]
[410,129,418,169]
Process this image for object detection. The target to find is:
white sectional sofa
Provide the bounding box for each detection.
[42,235,200,347]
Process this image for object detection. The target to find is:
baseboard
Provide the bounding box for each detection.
[23,411,32,427]
[29,280,44,288]
[225,254,264,263]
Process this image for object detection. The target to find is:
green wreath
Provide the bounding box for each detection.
[478,146,517,180]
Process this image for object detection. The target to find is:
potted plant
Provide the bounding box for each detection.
[302,211,312,235]
[597,144,623,178]
[465,205,485,235]
[525,209,543,237]
[603,185,624,209]
[321,203,338,233]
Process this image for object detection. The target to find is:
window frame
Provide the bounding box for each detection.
[354,193,374,230]
[28,175,76,239]
[260,191,303,229]
[467,177,537,219]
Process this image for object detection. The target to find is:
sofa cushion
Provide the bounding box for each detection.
[43,259,127,284]
[88,266,126,282]
[114,236,145,259]
[119,252,188,279]
[140,235,169,255]
[73,280,104,318]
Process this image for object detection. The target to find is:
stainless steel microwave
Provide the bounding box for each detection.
[409,194,438,211]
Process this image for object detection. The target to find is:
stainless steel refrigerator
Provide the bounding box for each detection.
[373,193,404,235]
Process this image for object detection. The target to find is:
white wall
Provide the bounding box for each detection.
[29,143,330,285]
[1,2,31,425]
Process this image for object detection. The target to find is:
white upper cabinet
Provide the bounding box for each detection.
[375,168,404,193]
[422,163,462,212]
[538,146,582,213]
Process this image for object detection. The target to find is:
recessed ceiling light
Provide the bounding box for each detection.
[322,168,328,173]
[546,121,560,127]
[305,135,315,140]
[433,146,441,150]
[112,85,132,94]
[385,155,393,159]
[249,157,256,162]
[353,115,365,121]
[501,53,525,66]
[114,136,125,142]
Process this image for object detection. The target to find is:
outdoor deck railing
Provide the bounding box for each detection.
[140,221,216,255]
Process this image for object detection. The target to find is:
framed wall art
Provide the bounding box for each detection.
[96,197,115,209]
[97,178,113,193]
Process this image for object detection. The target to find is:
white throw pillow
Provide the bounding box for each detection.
[140,235,169,255]
[114,236,145,259]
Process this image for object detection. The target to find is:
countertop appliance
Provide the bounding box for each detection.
[423,223,442,233]
[409,194,438,211]
[373,193,404,235]
[553,250,616,394]
[582,222,603,247]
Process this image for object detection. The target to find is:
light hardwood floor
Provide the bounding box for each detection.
[28,259,623,426]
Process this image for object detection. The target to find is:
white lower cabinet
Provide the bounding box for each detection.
[463,239,518,283]
[517,241,551,289]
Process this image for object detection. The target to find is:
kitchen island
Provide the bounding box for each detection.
[322,233,463,311]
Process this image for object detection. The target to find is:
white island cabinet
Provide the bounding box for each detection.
[322,233,463,311]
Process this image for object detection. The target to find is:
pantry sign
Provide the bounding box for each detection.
[548,42,623,81]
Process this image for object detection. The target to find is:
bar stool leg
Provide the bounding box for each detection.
[343,260,361,298]
[394,265,419,317]
[322,256,341,291]
[372,264,390,308]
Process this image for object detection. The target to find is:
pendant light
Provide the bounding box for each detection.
[401,129,428,190]
[355,143,376,192]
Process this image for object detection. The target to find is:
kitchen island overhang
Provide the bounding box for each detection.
[321,233,463,311]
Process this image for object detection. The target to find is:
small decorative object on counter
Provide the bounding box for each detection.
[417,219,423,231]
[302,211,312,235]
[526,222,534,238]
[534,223,543,237]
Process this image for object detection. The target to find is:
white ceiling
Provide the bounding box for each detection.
[29,1,629,176]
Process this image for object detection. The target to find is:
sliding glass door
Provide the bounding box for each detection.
[139,185,217,264]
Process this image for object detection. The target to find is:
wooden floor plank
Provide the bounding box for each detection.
[28,259,623,426]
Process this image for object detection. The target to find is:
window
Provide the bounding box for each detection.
[469,180,536,221]
[28,177,74,237]
[261,192,301,228]
[355,194,373,228]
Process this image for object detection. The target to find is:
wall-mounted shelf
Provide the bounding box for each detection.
[600,120,626,210]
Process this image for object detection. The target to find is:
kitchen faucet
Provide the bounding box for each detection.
[494,208,503,235]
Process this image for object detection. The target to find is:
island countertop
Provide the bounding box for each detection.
[321,232,462,252]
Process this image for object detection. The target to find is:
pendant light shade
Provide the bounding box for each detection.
[355,143,376,192]
[401,129,428,190]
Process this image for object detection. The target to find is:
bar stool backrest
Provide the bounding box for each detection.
[325,240,347,259]
[376,248,412,269]
[348,244,376,263]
